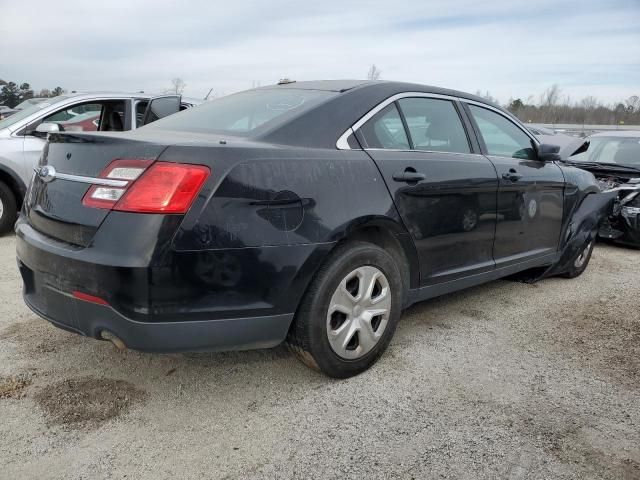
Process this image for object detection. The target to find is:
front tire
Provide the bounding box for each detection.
[0,182,17,235]
[287,241,403,378]
[560,239,595,278]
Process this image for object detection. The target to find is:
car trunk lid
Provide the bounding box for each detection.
[25,132,168,246]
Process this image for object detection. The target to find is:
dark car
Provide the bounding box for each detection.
[562,131,640,247]
[16,80,610,378]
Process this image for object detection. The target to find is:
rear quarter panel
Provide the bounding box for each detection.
[162,144,412,316]
[167,145,404,250]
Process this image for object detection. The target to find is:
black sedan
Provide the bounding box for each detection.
[16,80,612,377]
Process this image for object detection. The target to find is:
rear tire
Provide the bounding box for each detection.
[560,239,595,278]
[287,241,403,378]
[0,182,17,235]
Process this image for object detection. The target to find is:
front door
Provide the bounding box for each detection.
[466,104,565,267]
[357,97,499,286]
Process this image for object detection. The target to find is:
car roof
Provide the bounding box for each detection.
[262,79,499,106]
[260,80,375,92]
[590,130,640,138]
[57,91,157,100]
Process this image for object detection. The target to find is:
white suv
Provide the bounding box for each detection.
[0,92,199,233]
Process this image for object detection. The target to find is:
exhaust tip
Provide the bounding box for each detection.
[100,330,127,350]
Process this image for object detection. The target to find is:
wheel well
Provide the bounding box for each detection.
[339,225,415,302]
[0,169,24,209]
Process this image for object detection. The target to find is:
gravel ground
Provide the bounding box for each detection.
[0,233,638,479]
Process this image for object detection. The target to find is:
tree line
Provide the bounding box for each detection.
[483,85,640,126]
[3,74,639,126]
[0,79,66,108]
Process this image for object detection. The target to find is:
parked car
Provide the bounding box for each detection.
[16,80,612,378]
[527,124,557,136]
[0,106,17,120]
[0,93,200,233]
[562,131,640,247]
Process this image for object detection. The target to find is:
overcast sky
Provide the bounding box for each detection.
[1,0,639,104]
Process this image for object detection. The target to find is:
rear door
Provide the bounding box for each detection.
[357,96,499,286]
[142,95,181,126]
[465,103,565,266]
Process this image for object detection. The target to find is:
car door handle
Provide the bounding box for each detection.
[502,169,522,182]
[393,169,426,183]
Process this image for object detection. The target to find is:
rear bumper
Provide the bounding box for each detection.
[21,278,292,352]
[15,218,329,352]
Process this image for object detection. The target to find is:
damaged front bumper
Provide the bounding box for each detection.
[599,179,640,246]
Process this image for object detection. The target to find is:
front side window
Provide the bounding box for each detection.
[358,103,409,149]
[469,105,535,160]
[26,100,126,134]
[44,103,103,131]
[398,98,470,154]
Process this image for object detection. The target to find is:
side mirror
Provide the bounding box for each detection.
[34,122,60,136]
[537,143,561,162]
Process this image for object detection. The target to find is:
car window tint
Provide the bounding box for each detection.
[359,104,409,149]
[136,101,149,127]
[398,98,470,153]
[469,105,535,160]
[144,97,181,124]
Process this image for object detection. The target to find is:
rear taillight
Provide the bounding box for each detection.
[82,160,210,214]
[82,159,152,209]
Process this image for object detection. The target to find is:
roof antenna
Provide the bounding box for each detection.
[204,88,213,100]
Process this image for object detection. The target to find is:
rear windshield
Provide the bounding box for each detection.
[142,88,336,136]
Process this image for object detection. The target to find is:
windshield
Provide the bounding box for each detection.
[570,136,640,166]
[14,98,47,110]
[0,96,72,130]
[143,88,337,136]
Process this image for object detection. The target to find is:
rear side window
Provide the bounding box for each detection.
[358,104,410,149]
[398,98,470,153]
[143,89,336,136]
[468,105,535,160]
[143,96,181,124]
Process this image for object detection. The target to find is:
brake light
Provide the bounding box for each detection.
[82,160,210,214]
[115,163,209,213]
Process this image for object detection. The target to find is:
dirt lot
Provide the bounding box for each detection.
[0,234,638,480]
